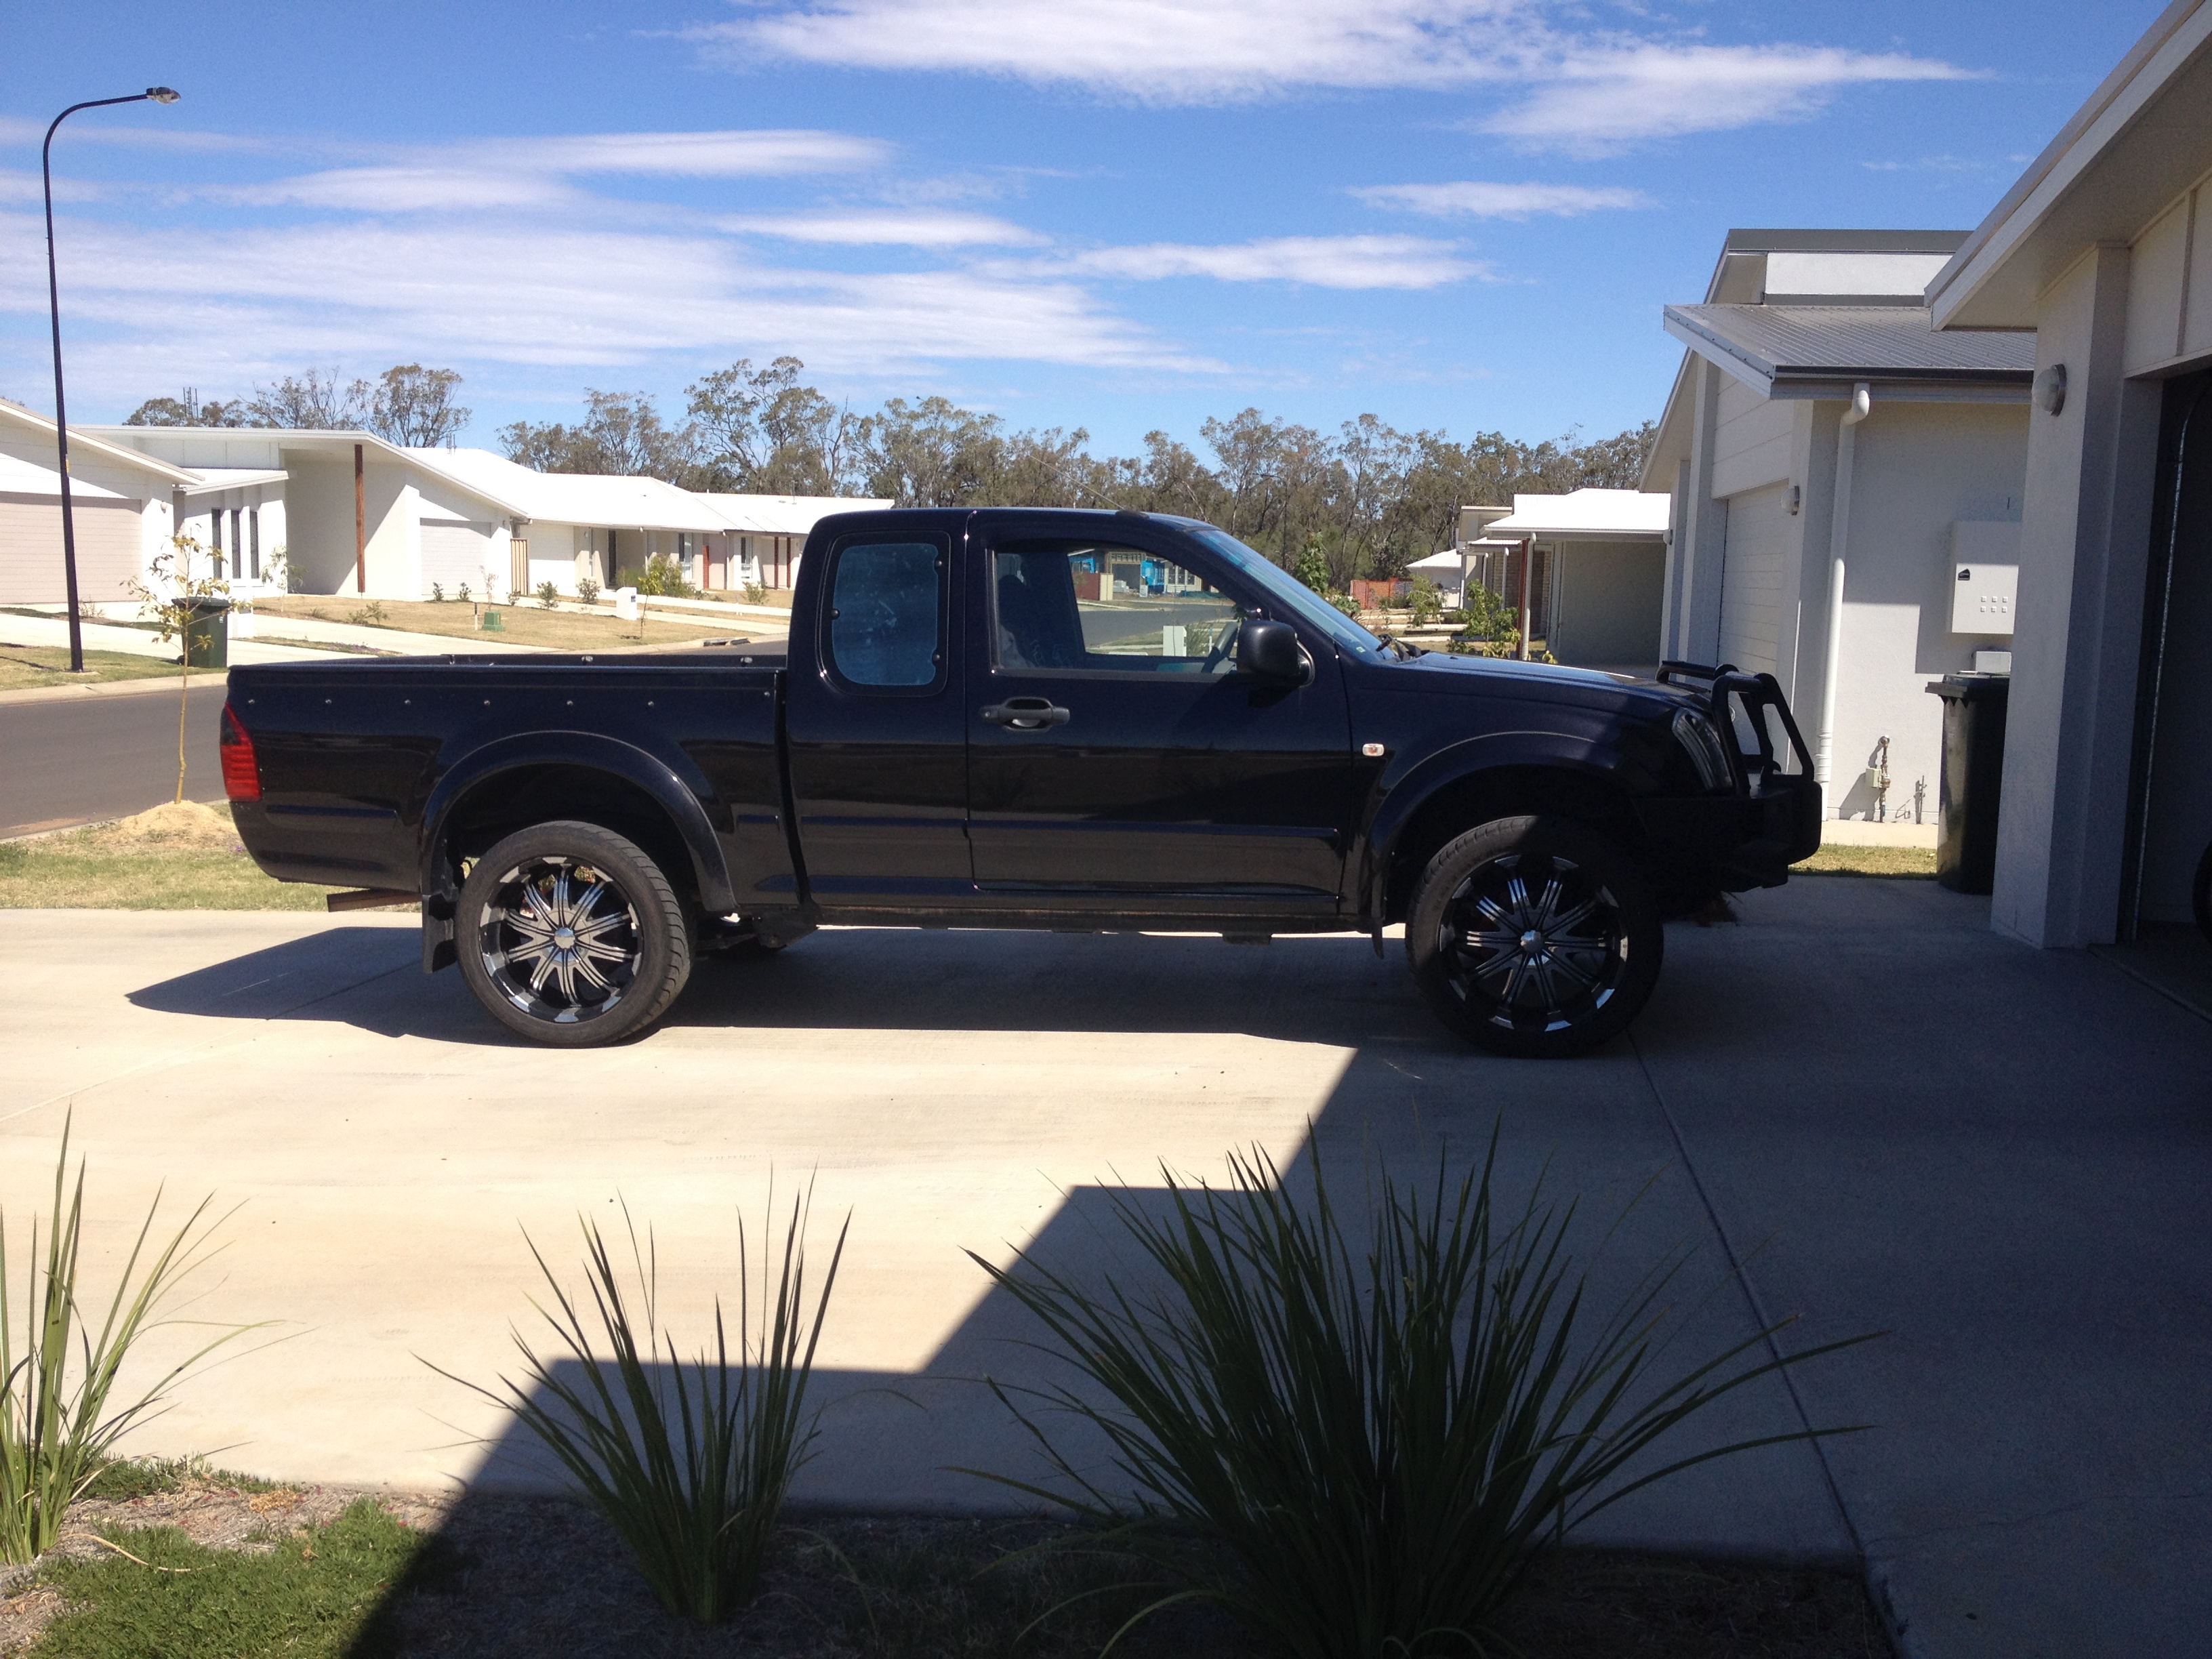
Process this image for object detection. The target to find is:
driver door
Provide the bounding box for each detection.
[962,518,1355,914]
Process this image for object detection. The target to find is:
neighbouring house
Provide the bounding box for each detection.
[697,493,893,592]
[88,426,530,601]
[0,398,196,607]
[82,426,886,602]
[1475,489,1672,672]
[1404,549,1464,605]
[410,447,727,598]
[1926,0,2212,942]
[1641,229,2036,823]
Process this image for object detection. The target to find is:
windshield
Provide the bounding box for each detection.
[1185,527,1389,658]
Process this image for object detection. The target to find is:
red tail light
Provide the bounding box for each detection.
[220,704,261,802]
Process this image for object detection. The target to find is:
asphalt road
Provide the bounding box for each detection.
[0,681,229,836]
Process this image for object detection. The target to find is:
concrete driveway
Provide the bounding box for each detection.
[3,881,2207,1658]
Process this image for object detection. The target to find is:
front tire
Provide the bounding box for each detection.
[1406,816,1662,1058]
[456,821,693,1046]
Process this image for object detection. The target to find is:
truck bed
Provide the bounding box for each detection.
[227,649,787,896]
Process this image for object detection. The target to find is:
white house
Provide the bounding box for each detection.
[82,427,887,603]
[1926,0,2212,941]
[87,426,529,601]
[1642,230,2036,822]
[697,493,893,592]
[1477,489,1671,672]
[412,447,729,598]
[0,399,195,607]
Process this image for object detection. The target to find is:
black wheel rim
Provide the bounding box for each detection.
[1437,851,1629,1036]
[476,855,643,1025]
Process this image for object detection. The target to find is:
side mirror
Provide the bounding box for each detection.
[1235,617,1311,686]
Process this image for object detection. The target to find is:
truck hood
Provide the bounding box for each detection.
[1359,647,1700,716]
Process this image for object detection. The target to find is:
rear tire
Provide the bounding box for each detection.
[1406,816,1662,1058]
[457,821,692,1046]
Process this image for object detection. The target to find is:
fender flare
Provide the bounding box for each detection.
[1357,728,1633,918]
[418,731,737,912]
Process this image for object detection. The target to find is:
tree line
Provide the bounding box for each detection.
[127,359,1655,582]
[127,365,471,447]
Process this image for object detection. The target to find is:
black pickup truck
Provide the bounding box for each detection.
[221,509,1818,1055]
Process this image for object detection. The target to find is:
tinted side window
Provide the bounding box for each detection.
[993,539,1244,675]
[826,540,943,689]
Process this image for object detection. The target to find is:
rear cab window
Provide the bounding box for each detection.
[822,536,948,693]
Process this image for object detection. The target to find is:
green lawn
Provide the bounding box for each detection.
[0,644,185,691]
[0,804,339,910]
[1793,843,1939,878]
[28,1500,457,1659]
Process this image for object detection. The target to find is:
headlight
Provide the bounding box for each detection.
[1673,710,1733,792]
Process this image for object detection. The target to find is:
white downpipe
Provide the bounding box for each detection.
[1814,383,1872,813]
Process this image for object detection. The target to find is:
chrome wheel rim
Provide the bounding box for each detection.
[476,855,642,1025]
[1438,851,1628,1036]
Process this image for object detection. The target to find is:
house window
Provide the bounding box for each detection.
[207,508,224,578]
[248,508,260,579]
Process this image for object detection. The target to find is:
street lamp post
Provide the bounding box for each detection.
[43,87,180,674]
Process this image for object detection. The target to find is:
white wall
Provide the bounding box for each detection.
[1990,247,2160,947]
[1828,401,2030,822]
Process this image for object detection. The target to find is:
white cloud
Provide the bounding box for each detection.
[718,209,1048,246]
[697,0,1969,147]
[1351,180,1649,218]
[1479,45,1968,153]
[0,205,1213,398]
[230,130,893,214]
[467,129,892,177]
[1021,235,1490,289]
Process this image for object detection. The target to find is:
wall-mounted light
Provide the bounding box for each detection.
[1786,483,1801,515]
[2035,363,2067,415]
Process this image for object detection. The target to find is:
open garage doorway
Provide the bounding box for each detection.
[2124,370,2212,937]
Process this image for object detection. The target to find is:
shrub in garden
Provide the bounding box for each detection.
[440,1189,846,1624]
[2,1115,258,1563]
[430,583,445,602]
[536,581,560,609]
[576,577,601,607]
[969,1132,1875,1658]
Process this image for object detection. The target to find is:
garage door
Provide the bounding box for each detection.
[1717,482,1788,677]
[419,520,495,600]
[0,493,144,605]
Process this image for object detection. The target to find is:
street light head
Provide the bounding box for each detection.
[146,87,181,104]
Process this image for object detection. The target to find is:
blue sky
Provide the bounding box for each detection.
[0,0,2171,458]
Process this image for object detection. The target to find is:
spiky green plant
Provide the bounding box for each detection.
[443,1189,846,1624]
[967,1132,1877,1658]
[1,1115,253,1563]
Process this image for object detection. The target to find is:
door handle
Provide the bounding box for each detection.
[981,697,1070,731]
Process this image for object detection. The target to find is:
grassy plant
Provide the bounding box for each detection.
[1,1116,255,1563]
[439,1189,846,1625]
[1792,844,1938,878]
[966,1133,1876,1658]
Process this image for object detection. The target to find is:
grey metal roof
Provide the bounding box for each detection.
[1663,304,2036,397]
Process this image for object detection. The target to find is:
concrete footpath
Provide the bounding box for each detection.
[2,882,2206,1658]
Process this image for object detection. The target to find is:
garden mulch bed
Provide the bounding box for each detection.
[0,1475,1890,1658]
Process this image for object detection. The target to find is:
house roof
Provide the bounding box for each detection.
[1928,0,2212,329]
[179,467,288,497]
[413,449,725,532]
[696,493,894,534]
[81,426,528,517]
[1486,489,1671,539]
[0,401,199,488]
[1662,304,2035,399]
